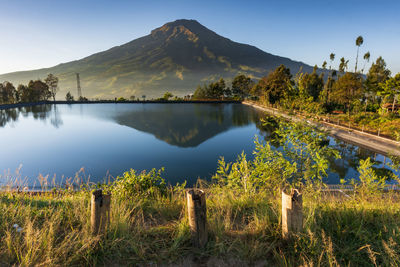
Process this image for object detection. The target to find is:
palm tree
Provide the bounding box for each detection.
[339,57,349,73]
[361,51,370,74]
[329,53,335,70]
[355,36,364,73]
[361,51,371,112]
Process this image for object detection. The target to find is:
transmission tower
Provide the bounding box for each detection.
[76,73,82,98]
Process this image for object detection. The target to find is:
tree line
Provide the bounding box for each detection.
[193,36,400,116]
[0,74,59,104]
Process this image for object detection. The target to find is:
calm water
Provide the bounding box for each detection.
[0,103,396,188]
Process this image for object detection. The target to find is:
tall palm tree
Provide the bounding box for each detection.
[355,36,364,73]
[329,53,335,70]
[361,51,370,74]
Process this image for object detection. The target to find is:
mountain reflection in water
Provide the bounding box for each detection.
[114,104,263,147]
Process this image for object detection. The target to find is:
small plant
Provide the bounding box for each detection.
[351,157,385,199]
[110,168,167,199]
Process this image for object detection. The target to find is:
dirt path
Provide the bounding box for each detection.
[243,101,400,157]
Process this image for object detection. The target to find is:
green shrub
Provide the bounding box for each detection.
[110,168,167,199]
[351,158,385,198]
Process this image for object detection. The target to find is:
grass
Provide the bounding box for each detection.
[1,188,400,266]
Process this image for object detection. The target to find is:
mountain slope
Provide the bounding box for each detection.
[0,19,315,99]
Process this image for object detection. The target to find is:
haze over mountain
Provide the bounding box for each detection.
[0,19,316,99]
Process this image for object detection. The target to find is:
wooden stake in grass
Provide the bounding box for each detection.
[91,189,111,235]
[282,188,303,239]
[186,189,207,248]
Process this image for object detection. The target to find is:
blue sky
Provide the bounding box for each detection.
[1,0,399,75]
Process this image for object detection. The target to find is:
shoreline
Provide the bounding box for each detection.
[243,101,400,157]
[0,99,242,110]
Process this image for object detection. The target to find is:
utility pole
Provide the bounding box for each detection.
[76,73,82,98]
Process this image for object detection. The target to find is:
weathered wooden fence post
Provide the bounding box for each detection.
[378,128,381,136]
[282,188,303,239]
[91,189,111,235]
[187,189,207,248]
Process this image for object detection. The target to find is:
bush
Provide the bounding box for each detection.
[351,158,385,199]
[110,168,167,199]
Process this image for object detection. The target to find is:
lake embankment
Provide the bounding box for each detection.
[243,101,400,157]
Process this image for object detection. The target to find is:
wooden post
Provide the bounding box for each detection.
[378,128,381,136]
[186,189,207,248]
[362,125,364,132]
[91,189,111,235]
[282,189,303,239]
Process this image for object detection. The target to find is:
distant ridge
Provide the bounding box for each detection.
[0,19,315,99]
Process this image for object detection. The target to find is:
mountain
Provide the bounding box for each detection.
[0,19,316,99]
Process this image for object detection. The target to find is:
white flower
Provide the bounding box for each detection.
[13,224,19,228]
[16,227,23,233]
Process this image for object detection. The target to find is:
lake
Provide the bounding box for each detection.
[0,103,395,189]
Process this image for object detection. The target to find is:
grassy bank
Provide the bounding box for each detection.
[1,187,400,266]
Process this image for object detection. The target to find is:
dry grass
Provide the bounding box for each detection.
[1,188,399,266]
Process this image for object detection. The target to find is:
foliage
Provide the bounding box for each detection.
[320,75,335,107]
[213,119,339,194]
[231,74,253,98]
[162,91,173,100]
[18,80,52,102]
[297,65,324,101]
[117,97,127,102]
[274,120,339,188]
[78,96,89,101]
[251,64,292,104]
[0,82,18,104]
[213,142,296,196]
[354,35,363,73]
[331,72,363,114]
[351,158,385,199]
[44,74,59,101]
[379,73,400,112]
[193,78,227,99]
[339,57,349,72]
[109,168,167,199]
[65,91,74,101]
[365,57,391,97]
